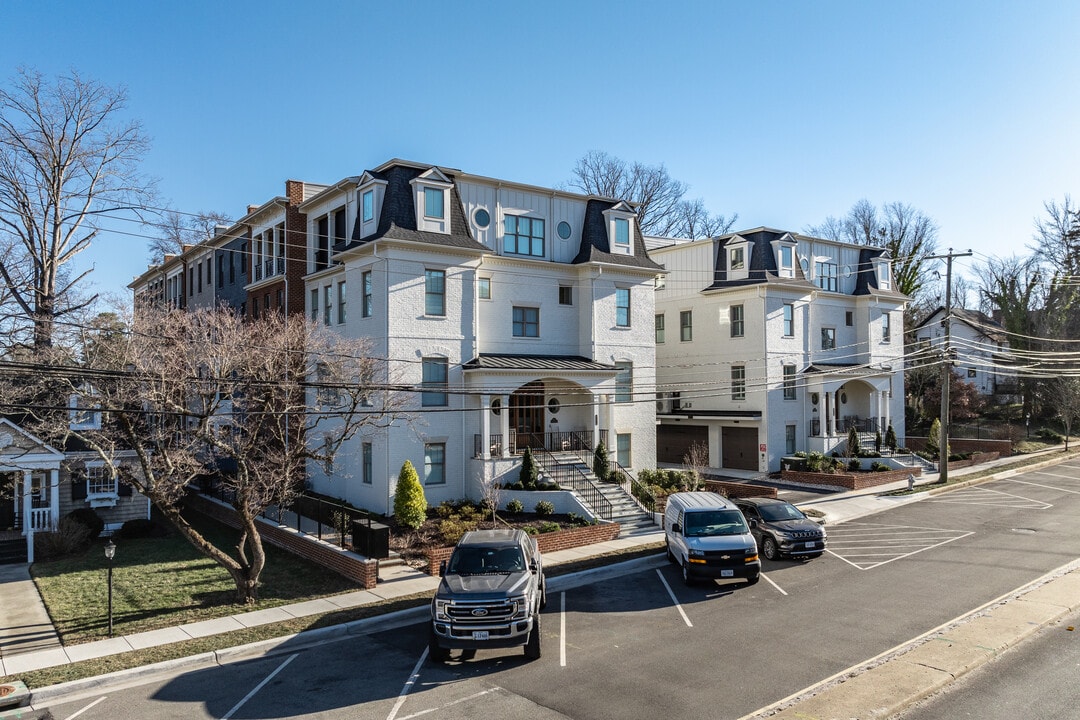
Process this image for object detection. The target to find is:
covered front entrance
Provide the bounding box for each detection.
[509,381,546,448]
[722,427,758,471]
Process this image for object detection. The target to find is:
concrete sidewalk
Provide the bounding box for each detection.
[2,446,1075,717]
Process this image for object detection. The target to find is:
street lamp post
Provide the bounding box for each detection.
[104,539,116,637]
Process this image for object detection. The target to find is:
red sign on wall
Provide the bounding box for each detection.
[759,443,767,452]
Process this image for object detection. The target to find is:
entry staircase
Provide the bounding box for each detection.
[533,449,657,535]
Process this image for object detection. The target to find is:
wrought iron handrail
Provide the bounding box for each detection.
[611,459,655,514]
[528,445,613,521]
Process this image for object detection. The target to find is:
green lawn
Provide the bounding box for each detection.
[31,509,357,644]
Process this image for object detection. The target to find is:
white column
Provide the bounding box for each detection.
[592,393,601,450]
[481,394,491,460]
[499,394,510,458]
[823,391,832,436]
[22,470,33,563]
[49,468,59,530]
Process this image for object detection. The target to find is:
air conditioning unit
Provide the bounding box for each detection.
[656,394,671,414]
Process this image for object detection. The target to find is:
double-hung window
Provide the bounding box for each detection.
[731,366,746,401]
[821,327,836,351]
[783,365,797,400]
[310,288,319,322]
[424,188,444,219]
[87,465,116,496]
[421,358,448,407]
[785,425,797,455]
[655,314,665,343]
[362,271,372,317]
[425,269,445,316]
[362,443,373,484]
[323,285,332,325]
[730,247,745,271]
[478,277,491,300]
[424,443,446,485]
[616,433,631,467]
[558,285,572,305]
[337,281,346,324]
[616,288,631,327]
[504,215,545,257]
[815,261,838,292]
[614,218,630,246]
[730,304,744,337]
[615,361,633,403]
[362,190,374,222]
[680,310,693,341]
[882,313,891,342]
[513,306,539,337]
[783,303,794,337]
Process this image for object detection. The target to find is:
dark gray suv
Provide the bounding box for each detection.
[732,497,827,561]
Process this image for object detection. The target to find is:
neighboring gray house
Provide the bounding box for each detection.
[912,307,1019,402]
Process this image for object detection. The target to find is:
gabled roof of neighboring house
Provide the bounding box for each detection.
[804,362,893,376]
[462,354,617,372]
[573,199,664,272]
[912,306,1008,342]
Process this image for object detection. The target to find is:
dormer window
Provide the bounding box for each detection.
[726,236,751,280]
[875,259,892,291]
[772,233,798,278]
[69,393,101,430]
[602,202,636,256]
[410,167,453,235]
[356,173,388,240]
[615,218,630,246]
[362,190,374,222]
[424,187,444,219]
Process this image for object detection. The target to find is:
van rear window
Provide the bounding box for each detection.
[684,510,748,537]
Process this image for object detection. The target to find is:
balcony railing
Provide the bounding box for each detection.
[473,430,608,457]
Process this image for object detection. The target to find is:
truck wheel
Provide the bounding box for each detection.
[681,559,694,586]
[762,536,779,561]
[524,616,542,659]
[539,579,547,611]
[666,542,676,563]
[428,627,450,662]
[746,572,760,586]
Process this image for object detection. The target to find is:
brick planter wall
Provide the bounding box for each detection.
[186,493,379,588]
[424,522,622,576]
[781,466,922,491]
[702,480,778,499]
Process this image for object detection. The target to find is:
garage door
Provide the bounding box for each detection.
[657,425,708,464]
[722,427,758,470]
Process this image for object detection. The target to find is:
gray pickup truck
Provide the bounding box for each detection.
[429,528,546,661]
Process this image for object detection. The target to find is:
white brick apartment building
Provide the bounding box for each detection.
[650,228,908,473]
[303,160,662,515]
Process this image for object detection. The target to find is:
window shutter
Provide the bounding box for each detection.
[118,482,133,497]
[71,477,87,500]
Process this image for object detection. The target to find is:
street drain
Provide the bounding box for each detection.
[1011,528,1037,534]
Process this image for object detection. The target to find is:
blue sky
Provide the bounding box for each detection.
[2,0,1078,298]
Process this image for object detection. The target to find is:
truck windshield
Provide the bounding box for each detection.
[684,510,748,537]
[447,546,526,574]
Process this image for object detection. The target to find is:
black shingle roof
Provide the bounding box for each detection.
[704,228,816,292]
[573,199,664,271]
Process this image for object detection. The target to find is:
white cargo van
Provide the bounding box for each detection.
[664,491,760,586]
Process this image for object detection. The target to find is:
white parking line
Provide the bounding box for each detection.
[386,648,428,720]
[1004,478,1080,495]
[928,486,1052,509]
[760,572,788,596]
[560,591,567,667]
[655,569,693,627]
[397,689,500,719]
[827,532,973,570]
[220,653,297,720]
[62,696,107,720]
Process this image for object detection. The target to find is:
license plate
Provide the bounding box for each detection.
[471,630,489,640]
[721,569,734,577]
[806,542,817,549]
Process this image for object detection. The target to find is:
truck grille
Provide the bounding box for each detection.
[446,599,518,624]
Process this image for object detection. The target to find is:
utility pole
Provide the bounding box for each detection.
[928,248,972,484]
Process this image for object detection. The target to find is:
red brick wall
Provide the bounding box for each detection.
[781,467,922,490]
[284,180,309,319]
[424,522,622,576]
[702,481,777,499]
[186,494,378,588]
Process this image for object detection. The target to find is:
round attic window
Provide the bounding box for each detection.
[474,208,490,228]
[557,221,572,240]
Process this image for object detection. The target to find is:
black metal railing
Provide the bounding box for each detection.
[473,430,608,457]
[529,445,613,521]
[199,483,375,549]
[611,459,654,514]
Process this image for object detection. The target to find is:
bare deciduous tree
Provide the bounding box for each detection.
[682,441,709,490]
[807,199,938,301]
[147,209,232,264]
[570,151,736,239]
[7,308,401,604]
[0,68,156,350]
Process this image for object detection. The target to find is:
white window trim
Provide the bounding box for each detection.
[69,393,101,430]
[602,204,636,256]
[727,236,751,280]
[85,461,119,506]
[356,176,388,239]
[410,168,453,235]
[771,235,798,278]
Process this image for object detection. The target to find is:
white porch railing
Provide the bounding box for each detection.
[29,507,54,532]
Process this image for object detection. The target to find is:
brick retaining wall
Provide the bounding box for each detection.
[905,437,1013,455]
[424,522,622,576]
[186,493,378,588]
[702,480,778,499]
[781,466,922,491]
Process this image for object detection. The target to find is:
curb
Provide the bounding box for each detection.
[21,549,667,710]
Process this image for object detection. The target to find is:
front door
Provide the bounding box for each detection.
[510,382,545,449]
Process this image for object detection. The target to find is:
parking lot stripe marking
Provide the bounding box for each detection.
[387,648,428,720]
[761,572,788,596]
[927,487,1052,509]
[656,569,692,627]
[560,591,566,668]
[397,689,499,720]
[62,696,107,720]
[220,652,297,720]
[1004,478,1080,495]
